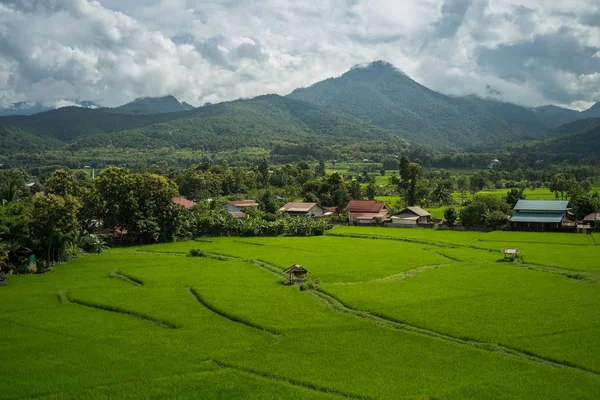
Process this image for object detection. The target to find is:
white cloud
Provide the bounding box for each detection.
[0,0,599,109]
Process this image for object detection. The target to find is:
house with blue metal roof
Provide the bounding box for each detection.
[509,200,570,231]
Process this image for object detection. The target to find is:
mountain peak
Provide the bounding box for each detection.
[582,102,600,118]
[350,60,395,70]
[116,95,189,114]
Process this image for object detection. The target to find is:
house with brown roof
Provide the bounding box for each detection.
[172,197,197,209]
[224,200,259,213]
[390,206,432,226]
[344,200,391,224]
[279,202,324,217]
[583,213,600,224]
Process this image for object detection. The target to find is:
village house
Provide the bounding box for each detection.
[224,200,259,213]
[390,206,432,226]
[172,197,197,209]
[583,213,600,225]
[223,200,259,218]
[279,202,324,217]
[509,200,570,232]
[345,200,391,224]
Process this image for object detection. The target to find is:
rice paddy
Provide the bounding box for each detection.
[2,227,600,399]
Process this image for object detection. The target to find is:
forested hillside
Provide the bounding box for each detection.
[0,60,598,167]
[288,61,558,147]
[0,94,404,155]
[530,118,600,156]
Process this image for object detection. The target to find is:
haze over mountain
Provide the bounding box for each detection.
[0,100,99,117]
[0,61,598,158]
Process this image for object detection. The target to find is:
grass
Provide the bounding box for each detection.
[329,226,486,246]
[118,236,449,283]
[321,262,600,373]
[3,233,600,399]
[477,231,592,246]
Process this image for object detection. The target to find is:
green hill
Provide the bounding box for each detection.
[526,118,600,156]
[581,102,600,118]
[0,94,404,154]
[532,105,582,128]
[287,61,553,148]
[115,95,194,114]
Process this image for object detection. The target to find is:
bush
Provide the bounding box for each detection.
[189,248,205,257]
[61,244,85,262]
[78,235,108,254]
[444,206,458,227]
[299,277,321,291]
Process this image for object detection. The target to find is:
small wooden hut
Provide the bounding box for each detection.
[283,264,312,284]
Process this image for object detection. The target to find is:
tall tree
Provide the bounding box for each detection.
[31,193,81,262]
[257,158,270,189]
[406,162,422,206]
[44,169,80,197]
[349,180,362,200]
[366,183,377,200]
[315,159,326,177]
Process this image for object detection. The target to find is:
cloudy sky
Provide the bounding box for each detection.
[1,0,599,110]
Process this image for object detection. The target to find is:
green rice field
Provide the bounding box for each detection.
[2,228,600,399]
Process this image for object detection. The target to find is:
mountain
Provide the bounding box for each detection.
[0,100,99,117]
[547,117,600,138]
[528,118,600,156]
[287,61,554,148]
[0,94,402,154]
[581,102,600,118]
[115,95,194,114]
[532,105,582,128]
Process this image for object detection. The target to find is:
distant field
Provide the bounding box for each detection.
[4,230,600,399]
[329,226,600,271]
[329,226,486,246]
[322,262,600,372]
[478,231,592,246]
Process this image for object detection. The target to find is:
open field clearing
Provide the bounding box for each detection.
[322,262,600,373]
[477,230,592,245]
[118,236,449,283]
[329,226,487,246]
[3,233,600,399]
[329,227,600,271]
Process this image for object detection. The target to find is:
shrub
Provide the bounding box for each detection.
[78,235,108,254]
[189,248,205,257]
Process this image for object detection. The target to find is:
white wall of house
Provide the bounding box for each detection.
[308,206,324,217]
[224,204,242,213]
[391,218,417,225]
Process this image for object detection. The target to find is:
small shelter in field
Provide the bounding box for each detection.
[279,202,324,217]
[344,200,391,224]
[283,264,311,284]
[172,197,197,209]
[509,200,569,232]
[501,248,520,261]
[390,206,432,226]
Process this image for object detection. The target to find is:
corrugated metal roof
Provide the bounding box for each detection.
[172,197,197,209]
[510,212,564,223]
[514,200,569,212]
[344,200,389,213]
[279,202,319,212]
[227,200,259,207]
[349,211,390,220]
[403,206,431,217]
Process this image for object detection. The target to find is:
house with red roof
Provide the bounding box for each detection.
[344,200,391,224]
[172,197,197,209]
